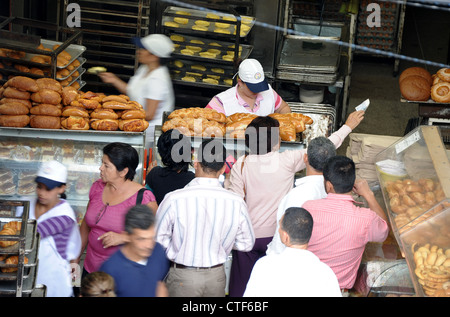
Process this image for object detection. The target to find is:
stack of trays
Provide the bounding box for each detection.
[289,103,336,145]
[276,35,341,84]
[0,200,40,296]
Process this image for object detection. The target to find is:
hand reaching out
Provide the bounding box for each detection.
[345,110,365,130]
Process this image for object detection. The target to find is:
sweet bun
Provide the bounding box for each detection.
[61,86,80,106]
[36,78,62,94]
[30,104,62,117]
[61,106,89,118]
[436,68,450,82]
[0,114,30,127]
[120,109,146,120]
[0,98,32,109]
[5,76,39,92]
[102,101,135,110]
[400,75,431,101]
[90,119,119,131]
[90,108,119,120]
[118,119,149,132]
[3,87,31,100]
[61,116,90,130]
[78,98,100,110]
[0,102,30,115]
[430,82,450,103]
[101,95,129,104]
[30,115,61,129]
[31,89,62,105]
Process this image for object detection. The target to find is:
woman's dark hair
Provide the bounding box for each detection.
[103,142,139,181]
[281,207,313,245]
[197,138,226,173]
[323,155,356,193]
[245,116,280,155]
[157,129,192,172]
[124,204,155,234]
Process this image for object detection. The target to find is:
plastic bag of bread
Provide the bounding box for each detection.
[0,114,30,127]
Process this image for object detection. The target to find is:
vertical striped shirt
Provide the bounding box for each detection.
[156,177,255,267]
[302,193,389,289]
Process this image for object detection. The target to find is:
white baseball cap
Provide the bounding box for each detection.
[35,160,67,190]
[238,59,269,93]
[133,34,174,58]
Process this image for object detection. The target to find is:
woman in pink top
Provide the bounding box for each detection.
[227,110,365,297]
[77,142,157,278]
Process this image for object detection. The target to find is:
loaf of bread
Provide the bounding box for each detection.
[90,119,119,131]
[90,108,119,120]
[36,78,63,94]
[168,107,227,123]
[30,104,62,117]
[78,98,101,110]
[118,119,149,132]
[3,87,31,100]
[61,86,80,106]
[0,102,30,115]
[0,114,30,127]
[400,75,431,101]
[102,100,135,110]
[5,76,39,92]
[120,109,146,120]
[31,88,62,105]
[399,67,433,86]
[102,95,129,104]
[0,97,32,109]
[30,115,61,129]
[61,106,89,118]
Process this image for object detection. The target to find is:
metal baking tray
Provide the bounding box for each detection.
[278,35,340,73]
[56,57,87,81]
[276,71,338,85]
[170,34,253,63]
[293,18,343,40]
[0,263,37,295]
[162,6,255,38]
[0,219,37,254]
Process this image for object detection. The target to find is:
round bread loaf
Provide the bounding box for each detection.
[30,115,61,129]
[400,75,431,101]
[399,67,433,86]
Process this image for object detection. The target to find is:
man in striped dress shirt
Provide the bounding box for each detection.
[156,139,255,297]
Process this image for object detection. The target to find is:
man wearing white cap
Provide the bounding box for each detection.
[99,34,175,149]
[206,59,291,116]
[16,160,81,297]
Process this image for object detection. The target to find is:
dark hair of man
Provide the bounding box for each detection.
[281,207,313,245]
[197,138,226,173]
[124,204,155,234]
[307,136,336,172]
[103,142,139,181]
[245,116,280,155]
[323,155,356,193]
[157,129,192,172]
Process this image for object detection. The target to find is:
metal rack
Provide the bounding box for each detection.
[0,200,41,297]
[157,1,255,108]
[58,0,151,93]
[0,16,84,88]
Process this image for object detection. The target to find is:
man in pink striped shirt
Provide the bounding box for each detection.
[302,156,389,292]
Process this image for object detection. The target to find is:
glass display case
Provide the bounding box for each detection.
[375,125,450,297]
[0,127,146,224]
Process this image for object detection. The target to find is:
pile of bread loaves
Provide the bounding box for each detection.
[399,66,450,103]
[162,107,313,142]
[0,76,148,132]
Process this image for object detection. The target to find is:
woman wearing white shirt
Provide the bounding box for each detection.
[99,34,175,149]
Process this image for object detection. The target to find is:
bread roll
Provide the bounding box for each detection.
[399,67,432,86]
[400,75,431,101]
[431,82,450,103]
[0,102,30,115]
[90,119,119,131]
[120,109,146,120]
[30,115,61,129]
[5,76,39,92]
[102,101,135,110]
[102,95,129,104]
[3,87,31,100]
[90,108,119,120]
[0,98,32,109]
[31,88,62,105]
[61,106,89,118]
[78,98,100,110]
[61,86,79,106]
[0,114,30,127]
[118,119,149,132]
[36,78,62,94]
[61,116,90,130]
[30,104,62,117]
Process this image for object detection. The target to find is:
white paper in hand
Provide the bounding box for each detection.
[355,99,370,111]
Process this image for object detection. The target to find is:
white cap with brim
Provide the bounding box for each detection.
[35,160,67,190]
[238,58,269,93]
[133,34,174,58]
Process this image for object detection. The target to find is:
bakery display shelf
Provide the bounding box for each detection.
[0,219,37,255]
[400,98,450,106]
[0,264,37,296]
[56,58,87,81]
[374,126,450,297]
[162,6,255,38]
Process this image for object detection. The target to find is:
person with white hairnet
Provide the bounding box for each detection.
[99,34,175,149]
[206,58,291,116]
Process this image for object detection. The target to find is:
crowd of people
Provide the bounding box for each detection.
[15,33,390,297]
